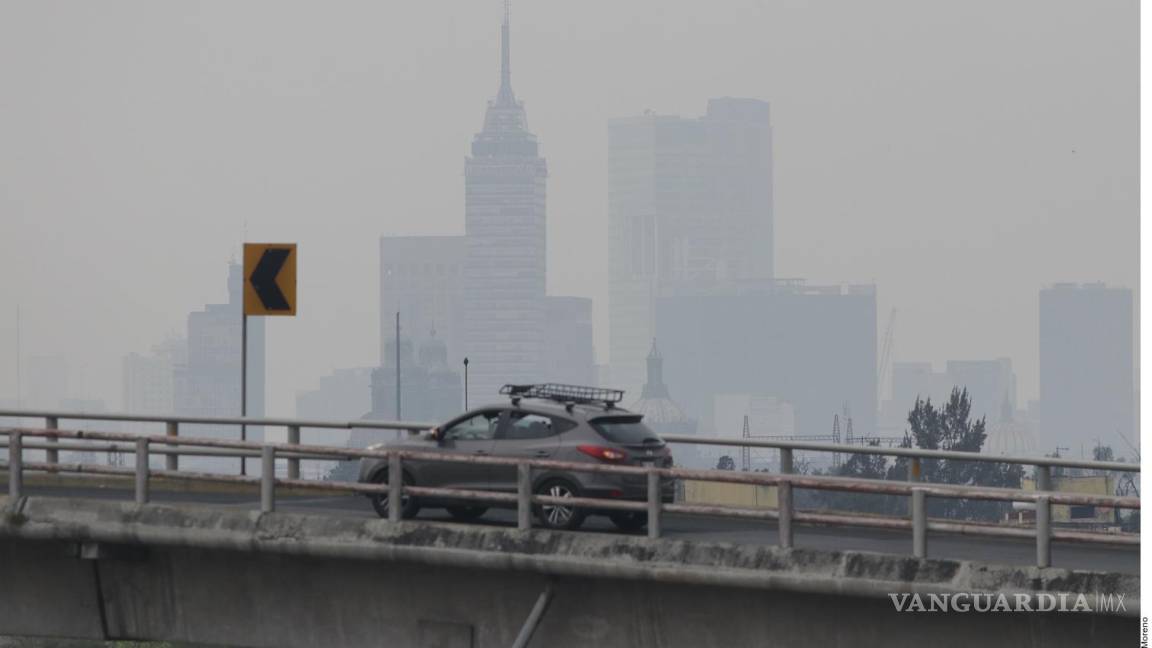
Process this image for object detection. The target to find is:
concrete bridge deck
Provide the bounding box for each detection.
[0,494,1137,647]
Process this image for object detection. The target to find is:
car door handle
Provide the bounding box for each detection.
[474,450,489,456]
[533,450,549,457]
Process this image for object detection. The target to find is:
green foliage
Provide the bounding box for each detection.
[817,388,1023,522]
[900,388,1022,520]
[1093,444,1115,463]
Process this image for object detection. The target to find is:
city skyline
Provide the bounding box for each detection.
[0,2,1137,450]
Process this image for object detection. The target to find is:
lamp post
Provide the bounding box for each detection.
[463,357,469,410]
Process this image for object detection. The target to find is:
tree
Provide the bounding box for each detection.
[818,441,903,515]
[1093,444,1115,463]
[898,388,1022,521]
[716,455,736,471]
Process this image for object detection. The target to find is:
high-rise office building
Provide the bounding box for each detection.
[881,358,1016,430]
[296,368,373,423]
[543,297,595,387]
[379,236,466,367]
[174,263,265,470]
[607,98,773,393]
[122,337,185,435]
[366,334,461,429]
[1038,283,1134,453]
[654,282,875,439]
[462,7,548,402]
[123,337,184,414]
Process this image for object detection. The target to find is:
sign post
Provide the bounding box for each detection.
[242,243,297,475]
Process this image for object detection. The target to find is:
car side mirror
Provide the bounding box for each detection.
[428,427,445,445]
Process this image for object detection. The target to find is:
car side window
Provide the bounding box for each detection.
[443,411,500,441]
[501,413,573,440]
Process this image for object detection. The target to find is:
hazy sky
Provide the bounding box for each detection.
[0,1,1137,418]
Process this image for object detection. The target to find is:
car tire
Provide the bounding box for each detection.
[369,469,420,519]
[534,478,586,531]
[608,511,648,533]
[446,505,488,522]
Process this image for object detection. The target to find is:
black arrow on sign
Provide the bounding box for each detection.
[249,248,292,310]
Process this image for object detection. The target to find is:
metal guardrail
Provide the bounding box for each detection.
[0,425,1140,569]
[661,434,1141,474]
[0,409,433,479]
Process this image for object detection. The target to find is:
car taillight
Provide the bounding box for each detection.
[577,445,626,463]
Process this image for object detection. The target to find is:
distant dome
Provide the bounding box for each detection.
[630,340,696,432]
[983,418,1037,456]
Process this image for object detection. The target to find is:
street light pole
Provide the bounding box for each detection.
[463,357,469,410]
[395,312,401,427]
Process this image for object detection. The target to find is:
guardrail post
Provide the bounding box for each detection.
[1036,495,1051,568]
[1035,464,1050,491]
[517,462,532,530]
[647,468,662,539]
[165,421,179,471]
[8,431,22,499]
[778,448,793,549]
[912,488,927,558]
[388,451,403,523]
[261,445,275,513]
[45,416,58,465]
[287,425,301,480]
[134,437,149,506]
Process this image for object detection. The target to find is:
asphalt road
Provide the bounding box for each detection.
[4,484,1139,574]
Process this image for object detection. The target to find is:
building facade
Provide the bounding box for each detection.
[359,335,462,447]
[543,297,595,387]
[379,236,466,367]
[881,358,1016,432]
[462,9,549,403]
[653,282,875,439]
[174,263,265,470]
[122,337,186,435]
[607,98,774,394]
[1038,283,1134,453]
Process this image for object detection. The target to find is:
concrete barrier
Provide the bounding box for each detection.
[683,479,778,508]
[0,495,1137,647]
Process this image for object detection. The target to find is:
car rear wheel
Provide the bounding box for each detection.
[369,469,420,519]
[446,505,488,522]
[534,478,586,530]
[608,511,648,532]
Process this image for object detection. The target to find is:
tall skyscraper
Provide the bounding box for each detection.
[881,358,1017,430]
[379,236,466,366]
[174,263,265,470]
[463,6,548,402]
[122,336,186,434]
[654,282,875,439]
[607,99,773,393]
[543,296,595,386]
[1038,283,1134,453]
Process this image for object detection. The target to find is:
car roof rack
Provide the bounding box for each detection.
[499,383,625,408]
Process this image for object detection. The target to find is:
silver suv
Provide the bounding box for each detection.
[358,384,674,531]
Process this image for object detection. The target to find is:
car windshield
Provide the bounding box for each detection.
[589,417,663,446]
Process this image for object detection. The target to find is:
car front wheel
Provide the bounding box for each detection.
[534,478,586,531]
[369,469,420,519]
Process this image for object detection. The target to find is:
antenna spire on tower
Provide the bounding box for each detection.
[497,0,515,104]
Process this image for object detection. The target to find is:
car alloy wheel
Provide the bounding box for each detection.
[535,479,585,530]
[543,483,575,526]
